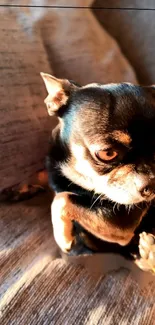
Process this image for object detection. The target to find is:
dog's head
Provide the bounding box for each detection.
[41,73,155,206]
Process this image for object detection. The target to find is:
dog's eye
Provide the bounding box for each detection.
[95,149,118,162]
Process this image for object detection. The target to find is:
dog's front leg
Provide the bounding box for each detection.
[51,192,139,253]
[51,192,76,253]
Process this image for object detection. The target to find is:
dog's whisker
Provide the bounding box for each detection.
[90,193,103,210]
[113,202,117,214]
[135,203,142,210]
[128,204,132,214]
[91,191,96,201]
[68,182,74,188]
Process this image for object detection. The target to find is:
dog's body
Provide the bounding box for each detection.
[2,73,155,273]
[39,73,155,272]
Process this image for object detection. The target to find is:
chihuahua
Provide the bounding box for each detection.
[40,73,155,273]
[1,73,155,273]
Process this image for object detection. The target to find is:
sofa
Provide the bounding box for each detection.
[0,1,155,324]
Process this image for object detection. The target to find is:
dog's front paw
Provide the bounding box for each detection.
[135,232,155,274]
[55,234,75,253]
[51,193,75,253]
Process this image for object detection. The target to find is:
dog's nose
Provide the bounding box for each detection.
[140,183,155,199]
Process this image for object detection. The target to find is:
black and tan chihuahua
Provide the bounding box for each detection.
[2,73,155,273]
[41,73,155,273]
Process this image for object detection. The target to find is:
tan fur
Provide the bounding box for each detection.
[51,192,148,249]
[108,165,134,183]
[112,130,131,145]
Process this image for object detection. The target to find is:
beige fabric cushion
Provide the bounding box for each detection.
[94,0,155,84]
[0,3,155,325]
[38,0,137,85]
[0,0,137,190]
[0,193,155,325]
[0,9,54,190]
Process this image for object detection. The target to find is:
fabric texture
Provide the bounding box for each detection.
[94,0,155,85]
[0,1,154,324]
[0,0,137,190]
[1,193,155,325]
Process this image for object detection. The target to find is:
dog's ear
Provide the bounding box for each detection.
[40,73,77,116]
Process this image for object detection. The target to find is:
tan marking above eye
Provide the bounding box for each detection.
[112,130,131,145]
[95,149,118,162]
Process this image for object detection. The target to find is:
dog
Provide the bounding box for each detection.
[1,73,155,273]
[40,73,155,273]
